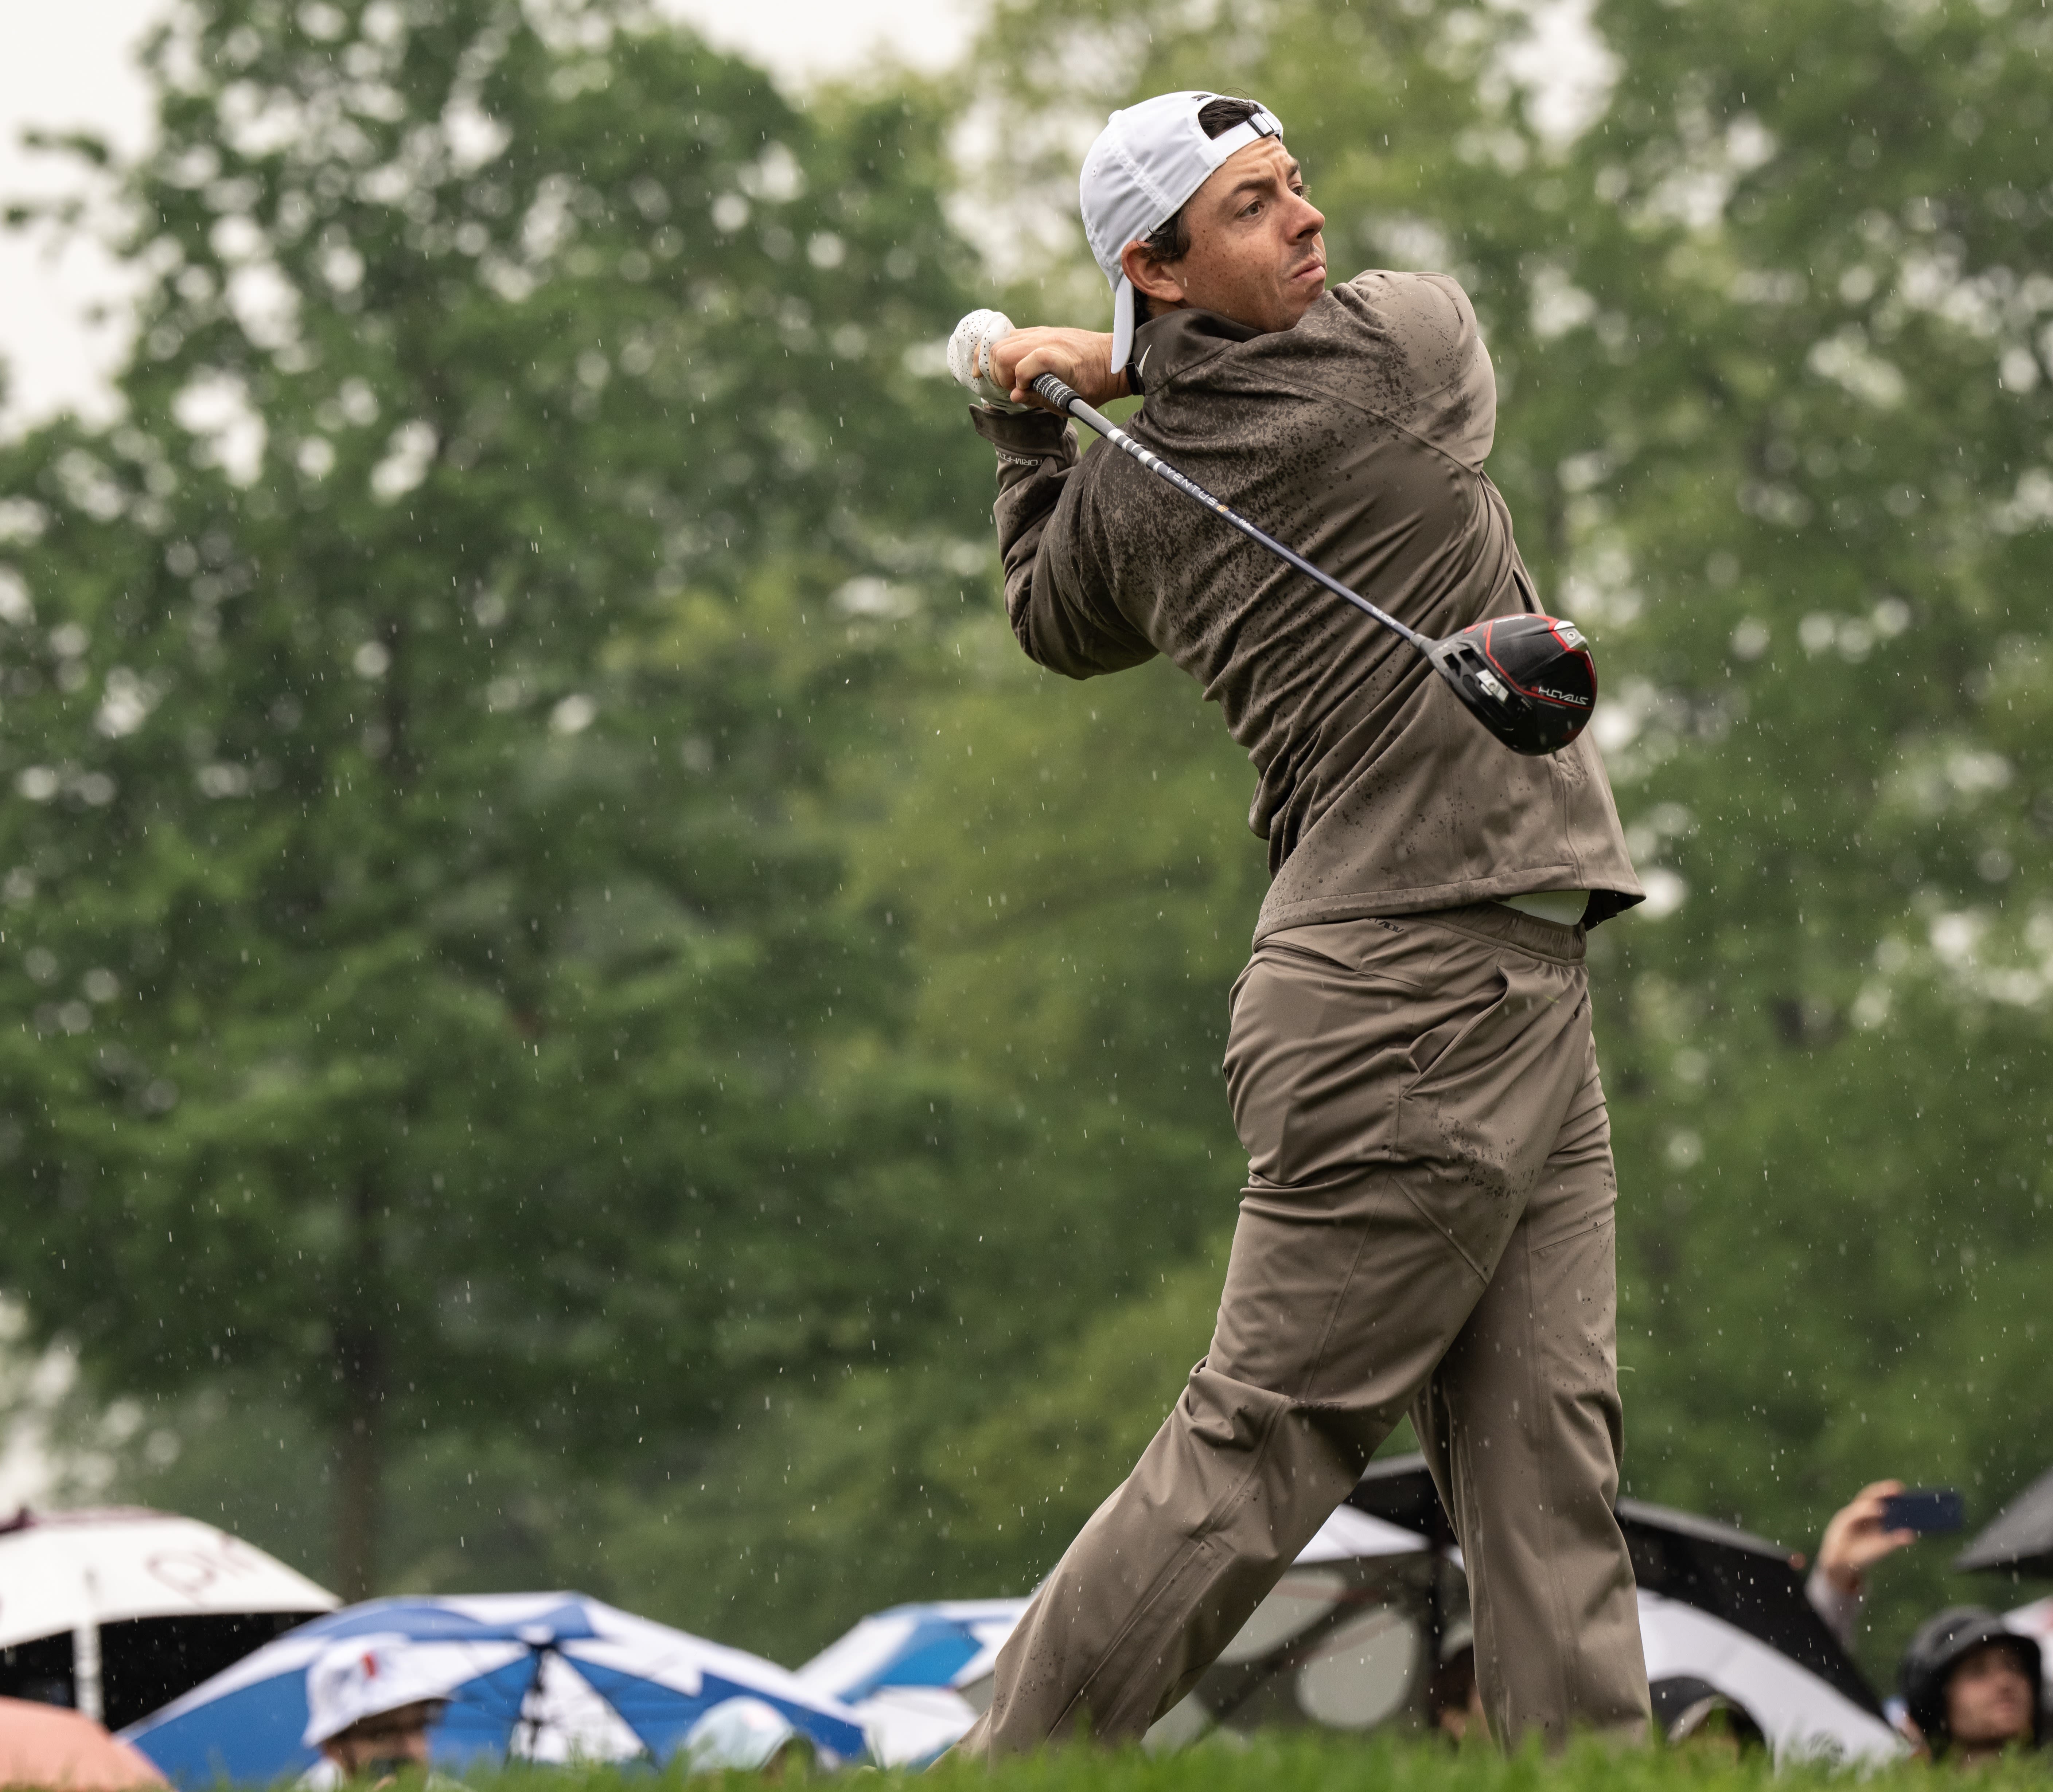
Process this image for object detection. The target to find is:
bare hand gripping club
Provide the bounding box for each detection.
[1018,367,1598,758]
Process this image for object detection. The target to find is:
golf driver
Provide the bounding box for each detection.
[948,309,1597,757]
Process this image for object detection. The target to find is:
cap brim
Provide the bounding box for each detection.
[1109,277,1136,370]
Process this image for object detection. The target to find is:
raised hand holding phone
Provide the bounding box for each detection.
[1817,1479,1931,1597]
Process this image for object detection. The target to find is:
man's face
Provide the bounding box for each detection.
[1944,1642,2037,1750]
[325,1701,437,1779]
[1125,137,1327,337]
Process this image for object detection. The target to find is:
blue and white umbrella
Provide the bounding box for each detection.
[795,1598,1027,1766]
[122,1592,869,1785]
[794,1508,1428,1765]
[798,1597,1028,1705]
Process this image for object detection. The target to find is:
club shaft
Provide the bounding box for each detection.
[1030,374,1426,650]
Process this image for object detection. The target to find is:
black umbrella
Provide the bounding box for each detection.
[1345,1455,1883,1717]
[1955,1465,2053,1577]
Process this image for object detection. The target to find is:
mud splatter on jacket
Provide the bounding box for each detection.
[970,270,1643,941]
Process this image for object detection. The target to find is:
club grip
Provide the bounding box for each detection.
[1031,373,1081,412]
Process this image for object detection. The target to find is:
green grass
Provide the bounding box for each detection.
[443,1732,2046,1792]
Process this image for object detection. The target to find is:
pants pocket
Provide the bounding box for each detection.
[1224,951,1414,1187]
[1394,960,1590,1270]
[1405,967,1511,1088]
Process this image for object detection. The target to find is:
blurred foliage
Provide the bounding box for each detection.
[4,0,2053,1711]
[0,0,1001,1598]
[450,1731,2052,1792]
[356,1737,1913,1792]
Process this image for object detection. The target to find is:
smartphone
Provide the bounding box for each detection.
[1881,1488,1965,1535]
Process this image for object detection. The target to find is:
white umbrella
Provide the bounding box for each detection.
[2003,1592,2053,1643]
[1638,1589,1904,1765]
[1292,1505,1433,1566]
[797,1509,1429,1764]
[0,1507,337,1723]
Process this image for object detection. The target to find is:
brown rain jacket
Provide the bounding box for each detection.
[969,269,1642,943]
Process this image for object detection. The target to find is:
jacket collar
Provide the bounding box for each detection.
[1130,306,1265,392]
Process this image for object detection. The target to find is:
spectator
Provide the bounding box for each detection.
[1900,1609,2042,1765]
[300,1636,458,1789]
[1648,1676,1767,1755]
[1806,1479,1917,1648]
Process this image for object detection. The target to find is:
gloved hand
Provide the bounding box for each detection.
[947,309,1028,411]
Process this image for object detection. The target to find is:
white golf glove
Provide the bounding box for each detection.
[947,309,1028,411]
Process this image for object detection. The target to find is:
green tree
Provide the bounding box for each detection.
[0,0,990,1596]
[17,0,2053,1690]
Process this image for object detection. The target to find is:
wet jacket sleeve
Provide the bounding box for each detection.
[967,405,1157,679]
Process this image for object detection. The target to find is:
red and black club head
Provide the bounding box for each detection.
[1423,613,1597,757]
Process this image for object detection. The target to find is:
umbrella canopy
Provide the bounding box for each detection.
[0,1696,166,1790]
[1146,1570,1900,1761]
[1144,1502,1895,1762]
[0,1508,338,1729]
[795,1506,1430,1765]
[1956,1465,2053,1577]
[0,1502,336,1642]
[0,1508,337,1648]
[796,1600,1028,1767]
[1169,1547,1447,1745]
[1999,1592,2053,1647]
[1296,1504,1440,1566]
[1639,1591,1902,1765]
[798,1598,1026,1705]
[1616,1498,1882,1717]
[121,1594,868,1785]
[1348,1455,1883,1718]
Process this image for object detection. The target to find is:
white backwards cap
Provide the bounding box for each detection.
[1079,91,1285,369]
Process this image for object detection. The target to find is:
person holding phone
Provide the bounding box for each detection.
[1807,1483,2040,1759]
[1807,1479,1923,1647]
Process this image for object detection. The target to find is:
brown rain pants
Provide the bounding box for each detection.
[957,902,1650,1755]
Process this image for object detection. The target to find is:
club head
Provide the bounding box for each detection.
[1423,613,1597,756]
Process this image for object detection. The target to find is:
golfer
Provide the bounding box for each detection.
[957,90,1650,1752]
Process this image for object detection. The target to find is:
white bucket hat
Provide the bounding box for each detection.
[1079,90,1285,368]
[301,1635,452,1749]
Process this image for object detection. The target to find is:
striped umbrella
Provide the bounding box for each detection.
[121,1593,866,1784]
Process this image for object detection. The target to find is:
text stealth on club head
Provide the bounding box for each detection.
[1009,366,1599,757]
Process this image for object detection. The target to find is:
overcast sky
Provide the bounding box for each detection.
[0,0,977,436]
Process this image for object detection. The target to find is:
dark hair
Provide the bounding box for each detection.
[1132,97,1264,325]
